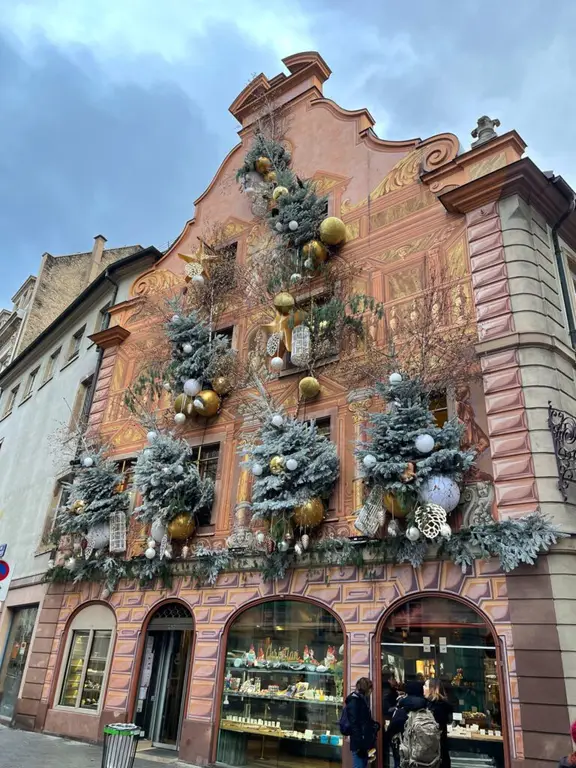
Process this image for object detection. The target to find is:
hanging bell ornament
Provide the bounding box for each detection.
[294,542,303,557]
[319,216,347,246]
[269,456,285,475]
[272,185,289,201]
[255,156,272,175]
[301,533,310,550]
[302,240,328,264]
[193,390,221,417]
[299,376,321,400]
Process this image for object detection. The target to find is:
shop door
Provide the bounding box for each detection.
[135,605,193,752]
[0,605,38,720]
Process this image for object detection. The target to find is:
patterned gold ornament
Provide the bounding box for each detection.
[264,171,277,183]
[319,217,347,246]
[293,497,324,529]
[167,514,196,541]
[212,376,233,395]
[272,185,289,200]
[269,456,285,474]
[193,390,221,417]
[255,156,272,175]
[273,292,295,315]
[383,492,410,518]
[174,393,195,417]
[299,376,321,400]
[302,240,328,264]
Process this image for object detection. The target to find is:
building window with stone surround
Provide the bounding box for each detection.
[190,442,220,526]
[67,325,86,361]
[2,384,19,417]
[43,347,61,383]
[56,604,115,712]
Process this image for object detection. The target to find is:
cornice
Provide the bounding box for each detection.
[89,325,130,349]
[475,329,576,367]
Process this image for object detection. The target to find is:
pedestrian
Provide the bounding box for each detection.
[424,679,453,768]
[342,677,380,768]
[558,720,576,767]
[388,681,441,768]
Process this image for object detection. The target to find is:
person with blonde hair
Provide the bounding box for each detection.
[424,679,453,768]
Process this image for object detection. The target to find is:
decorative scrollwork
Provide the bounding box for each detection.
[548,402,576,500]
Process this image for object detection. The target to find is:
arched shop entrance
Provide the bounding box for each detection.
[376,596,507,768]
[133,602,193,752]
[216,599,345,768]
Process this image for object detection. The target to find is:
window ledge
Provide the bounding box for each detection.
[38,377,54,391]
[60,355,79,372]
[18,394,33,407]
[197,525,216,537]
[53,705,101,716]
[278,354,340,378]
[0,411,13,423]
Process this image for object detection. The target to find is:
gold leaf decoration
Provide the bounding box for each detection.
[341,149,423,215]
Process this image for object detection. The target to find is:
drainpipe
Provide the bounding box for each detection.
[550,180,576,348]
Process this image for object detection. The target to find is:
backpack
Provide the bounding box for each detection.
[399,709,440,768]
[339,704,351,736]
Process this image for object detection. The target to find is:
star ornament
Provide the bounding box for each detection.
[262,308,306,353]
[178,242,217,282]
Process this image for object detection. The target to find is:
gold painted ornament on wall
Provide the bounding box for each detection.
[212,376,233,395]
[319,217,346,246]
[167,514,196,541]
[299,376,321,400]
[272,185,289,201]
[293,497,324,529]
[302,240,328,265]
[255,156,272,175]
[174,393,195,417]
[269,456,285,475]
[193,389,221,417]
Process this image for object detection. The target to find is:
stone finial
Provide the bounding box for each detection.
[471,116,501,148]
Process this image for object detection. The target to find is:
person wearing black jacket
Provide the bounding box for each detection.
[345,678,380,768]
[424,679,453,768]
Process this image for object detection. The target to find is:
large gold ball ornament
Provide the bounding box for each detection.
[269,456,285,475]
[167,514,196,541]
[319,217,347,246]
[255,156,272,175]
[193,390,221,417]
[264,171,277,183]
[273,292,295,315]
[174,393,195,417]
[302,240,328,264]
[212,376,233,395]
[299,376,321,400]
[293,498,324,529]
[383,493,410,519]
[272,185,289,201]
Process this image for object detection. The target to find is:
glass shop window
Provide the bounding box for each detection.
[217,600,344,768]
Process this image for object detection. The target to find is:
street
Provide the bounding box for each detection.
[0,724,188,768]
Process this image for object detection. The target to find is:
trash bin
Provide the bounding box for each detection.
[101,723,141,768]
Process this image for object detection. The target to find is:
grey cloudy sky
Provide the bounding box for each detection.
[1,0,575,307]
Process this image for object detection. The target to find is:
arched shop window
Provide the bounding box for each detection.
[217,600,345,768]
[379,597,505,768]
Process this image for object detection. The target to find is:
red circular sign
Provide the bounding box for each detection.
[0,561,10,581]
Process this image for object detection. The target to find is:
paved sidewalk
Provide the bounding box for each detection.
[0,723,188,768]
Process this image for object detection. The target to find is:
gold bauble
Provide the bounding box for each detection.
[70,500,85,515]
[299,376,321,400]
[272,185,289,201]
[255,156,272,175]
[319,217,347,246]
[264,171,277,183]
[193,389,221,417]
[293,498,324,529]
[273,292,295,315]
[302,240,328,264]
[212,376,233,395]
[383,493,410,519]
[269,456,285,475]
[174,393,195,417]
[167,514,196,541]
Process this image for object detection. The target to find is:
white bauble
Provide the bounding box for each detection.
[294,543,303,556]
[101,588,111,599]
[301,534,310,550]
[162,466,170,474]
[256,531,266,545]
[419,475,461,513]
[275,221,283,232]
[171,314,180,323]
[147,430,158,443]
[174,413,187,425]
[387,520,400,538]
[65,557,76,571]
[286,458,298,471]
[151,477,160,486]
[288,220,299,231]
[192,274,205,285]
[48,559,55,569]
[182,343,193,354]
[363,454,377,469]
[290,273,302,284]
[147,538,157,549]
[270,356,284,372]
[183,378,202,397]
[440,523,452,539]
[415,434,435,454]
[175,465,184,475]
[145,547,156,560]
[278,540,290,552]
[82,456,94,468]
[389,372,402,385]
[406,526,421,542]
[252,462,263,476]
[163,381,171,391]
[88,523,110,550]
[303,258,314,270]
[151,520,166,542]
[271,414,284,428]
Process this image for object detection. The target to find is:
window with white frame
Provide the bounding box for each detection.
[57,604,115,712]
